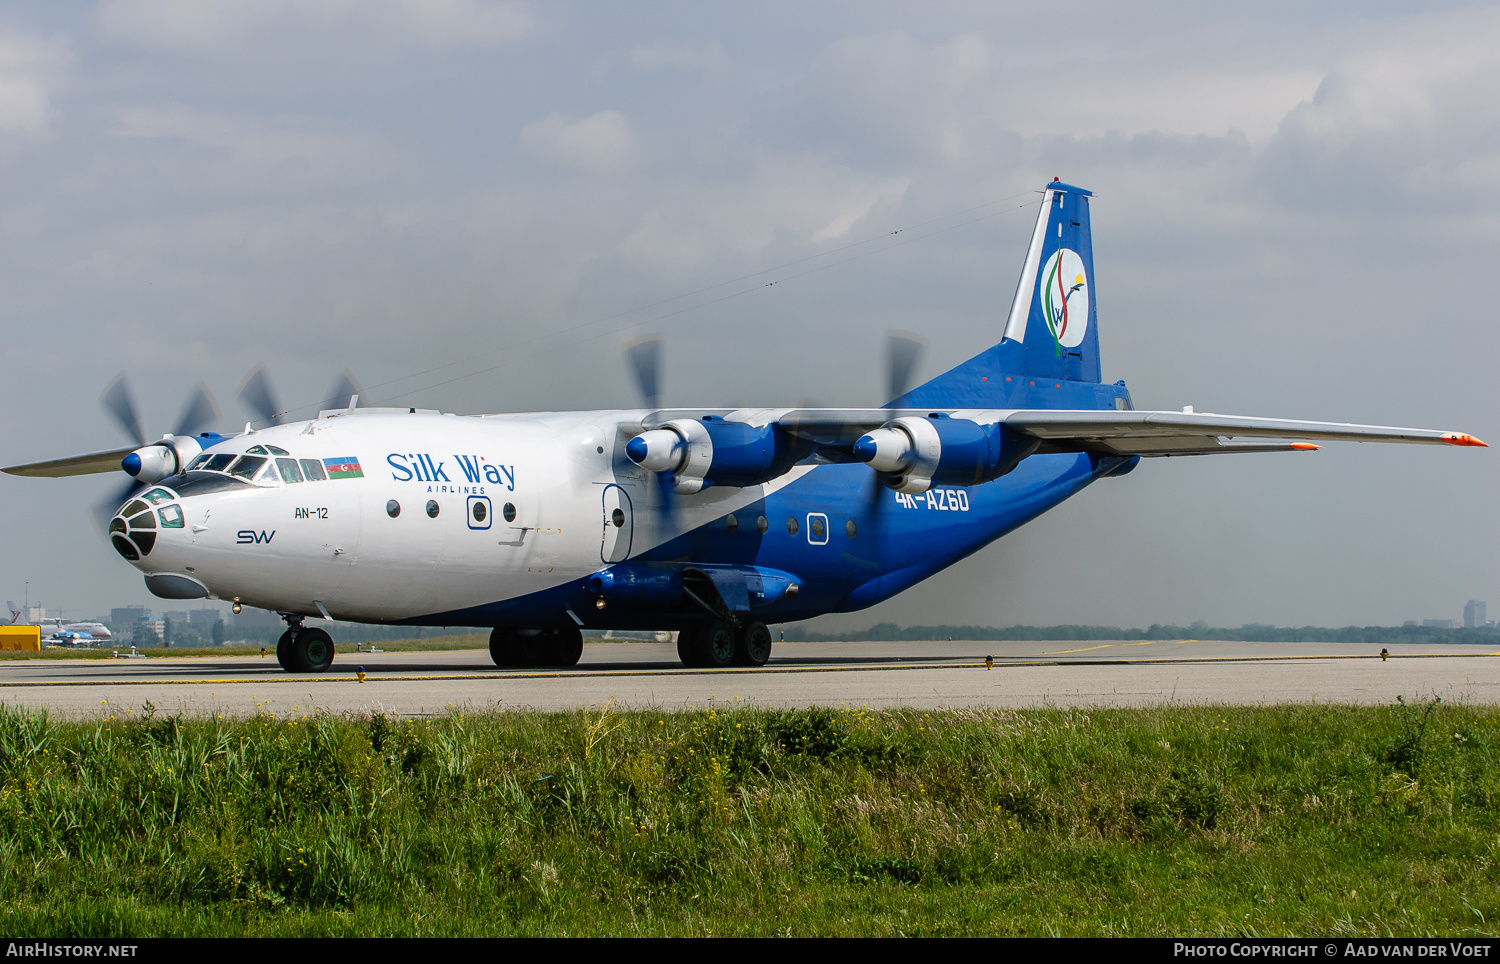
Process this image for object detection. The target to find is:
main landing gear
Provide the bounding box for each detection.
[276,617,335,673]
[677,620,772,669]
[489,626,585,669]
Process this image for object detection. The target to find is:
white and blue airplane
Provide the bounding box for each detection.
[3,179,1486,673]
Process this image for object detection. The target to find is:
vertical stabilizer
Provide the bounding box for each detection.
[893,179,1120,410]
[1003,180,1100,383]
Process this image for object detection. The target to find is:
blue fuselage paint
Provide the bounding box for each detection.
[406,449,1128,630]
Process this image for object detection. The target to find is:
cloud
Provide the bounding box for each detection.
[619,153,909,265]
[1256,8,1500,213]
[112,105,380,184]
[519,110,635,171]
[95,0,534,51]
[0,32,69,136]
[629,41,727,73]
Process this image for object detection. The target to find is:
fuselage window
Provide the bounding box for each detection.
[158,505,184,528]
[300,459,327,481]
[228,456,268,480]
[756,515,769,534]
[386,500,401,518]
[611,507,625,528]
[726,513,738,533]
[472,501,487,523]
[245,445,268,456]
[203,454,236,472]
[786,516,799,536]
[809,515,826,540]
[502,502,517,523]
[266,445,290,456]
[426,500,440,518]
[846,520,857,537]
[276,458,304,483]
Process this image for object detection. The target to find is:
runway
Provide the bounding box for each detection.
[3,638,1498,717]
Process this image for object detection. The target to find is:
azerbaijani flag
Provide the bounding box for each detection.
[323,456,364,479]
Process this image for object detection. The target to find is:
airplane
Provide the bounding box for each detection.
[1,178,1486,674]
[6,604,112,641]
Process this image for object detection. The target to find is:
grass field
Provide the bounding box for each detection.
[0,697,1495,936]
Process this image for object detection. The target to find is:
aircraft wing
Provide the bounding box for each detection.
[1,446,137,478]
[760,408,1486,457]
[1002,410,1487,457]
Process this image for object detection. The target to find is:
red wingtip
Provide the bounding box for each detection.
[1442,433,1488,447]
[1290,443,1321,451]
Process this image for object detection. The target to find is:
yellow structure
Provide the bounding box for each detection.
[0,625,41,651]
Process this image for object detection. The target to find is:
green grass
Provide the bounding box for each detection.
[0,698,1496,936]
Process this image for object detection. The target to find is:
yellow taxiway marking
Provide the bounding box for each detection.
[2,651,1498,687]
[1039,644,1116,655]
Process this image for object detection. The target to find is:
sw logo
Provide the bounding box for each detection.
[236,530,275,545]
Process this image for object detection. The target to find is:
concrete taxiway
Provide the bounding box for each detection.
[1,638,1497,717]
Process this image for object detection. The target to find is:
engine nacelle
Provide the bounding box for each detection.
[626,417,802,493]
[121,436,206,483]
[853,416,1040,494]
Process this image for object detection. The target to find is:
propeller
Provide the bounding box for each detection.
[92,373,222,532]
[237,365,371,426]
[237,364,282,426]
[320,370,370,415]
[623,334,662,410]
[885,330,926,403]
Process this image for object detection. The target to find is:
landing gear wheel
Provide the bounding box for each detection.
[489,627,516,667]
[291,627,335,673]
[276,629,294,670]
[734,622,773,667]
[700,620,737,669]
[548,625,584,668]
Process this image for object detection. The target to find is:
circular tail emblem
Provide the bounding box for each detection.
[1040,248,1089,352]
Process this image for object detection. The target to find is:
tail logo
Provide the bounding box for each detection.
[1039,248,1089,351]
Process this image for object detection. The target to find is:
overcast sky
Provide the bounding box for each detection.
[0,1,1496,630]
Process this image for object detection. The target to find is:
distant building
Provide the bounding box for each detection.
[234,607,282,629]
[162,610,190,624]
[1422,619,1458,629]
[111,606,149,625]
[188,608,223,626]
[1465,600,1487,629]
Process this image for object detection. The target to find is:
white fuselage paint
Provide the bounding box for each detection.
[128,410,809,623]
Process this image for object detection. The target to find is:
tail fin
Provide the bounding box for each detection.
[893,179,1114,410]
[1002,179,1100,383]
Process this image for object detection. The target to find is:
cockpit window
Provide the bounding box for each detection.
[128,510,155,529]
[203,453,236,472]
[276,458,304,483]
[266,445,290,456]
[252,460,278,482]
[245,445,268,456]
[228,456,267,480]
[188,454,211,470]
[158,505,184,528]
[300,459,327,481]
[122,500,148,517]
[140,488,173,505]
